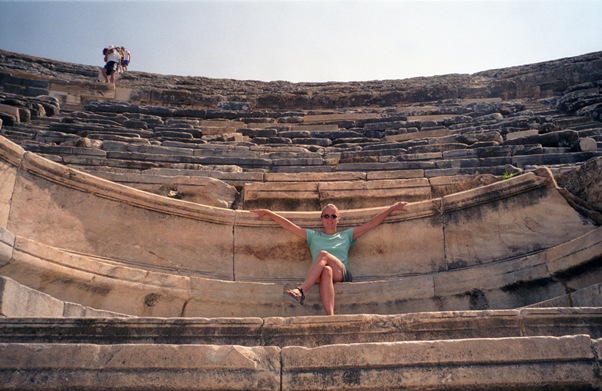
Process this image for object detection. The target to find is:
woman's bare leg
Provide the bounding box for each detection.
[287,251,344,314]
[319,266,336,315]
[298,251,344,293]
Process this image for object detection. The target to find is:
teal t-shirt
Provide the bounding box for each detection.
[305,228,356,269]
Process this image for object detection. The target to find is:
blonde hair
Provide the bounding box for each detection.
[321,203,339,214]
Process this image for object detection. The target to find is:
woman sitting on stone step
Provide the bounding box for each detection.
[251,201,408,315]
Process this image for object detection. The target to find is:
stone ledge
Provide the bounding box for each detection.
[0,335,599,390]
[0,343,281,391]
[0,276,128,318]
[281,335,601,391]
[1,225,600,317]
[0,305,601,347]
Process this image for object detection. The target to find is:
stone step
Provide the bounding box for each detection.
[576,126,602,138]
[152,130,199,140]
[0,128,36,143]
[73,162,241,177]
[23,144,108,158]
[100,150,273,168]
[1,124,39,139]
[6,101,600,183]
[288,124,340,132]
[243,178,433,210]
[0,306,600,346]
[435,156,513,169]
[102,142,195,157]
[9,126,601,178]
[513,151,602,167]
[271,157,326,168]
[424,165,517,177]
[90,171,239,208]
[75,166,257,187]
[528,282,602,308]
[0,276,129,318]
[0,335,600,390]
[385,127,457,142]
[335,160,436,172]
[555,115,594,128]
[86,133,151,144]
[281,335,601,390]
[61,156,184,171]
[302,112,382,124]
[34,129,87,144]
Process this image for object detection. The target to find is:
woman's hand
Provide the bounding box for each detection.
[391,201,408,212]
[250,209,271,219]
[353,201,408,240]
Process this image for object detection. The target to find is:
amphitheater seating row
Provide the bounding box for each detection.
[2,89,601,210]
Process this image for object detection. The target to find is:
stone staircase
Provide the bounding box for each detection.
[1,50,602,390]
[1,276,601,390]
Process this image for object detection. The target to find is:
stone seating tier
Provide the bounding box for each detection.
[2,224,601,318]
[1,276,602,390]
[1,274,600,342]
[1,336,599,390]
[2,98,601,210]
[3,91,601,152]
[3,49,602,109]
[3,112,602,210]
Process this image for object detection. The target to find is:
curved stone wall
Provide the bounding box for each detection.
[1,135,600,316]
[0,223,600,317]
[2,134,598,278]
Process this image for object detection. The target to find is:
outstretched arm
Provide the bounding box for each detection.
[250,209,307,240]
[353,201,408,240]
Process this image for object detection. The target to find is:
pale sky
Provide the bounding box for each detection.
[1,0,601,82]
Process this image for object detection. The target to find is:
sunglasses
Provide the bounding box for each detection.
[321,214,338,219]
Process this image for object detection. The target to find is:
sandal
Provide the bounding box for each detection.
[287,287,305,306]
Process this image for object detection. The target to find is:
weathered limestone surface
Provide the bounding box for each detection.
[1,267,601,390]
[3,75,602,211]
[0,276,127,318]
[1,222,600,317]
[243,178,434,211]
[0,276,600,343]
[89,171,240,208]
[529,282,602,308]
[0,343,281,391]
[4,148,236,279]
[441,169,588,266]
[281,335,600,390]
[556,156,602,212]
[1,279,601,390]
[0,139,22,228]
[2,135,595,282]
[2,336,600,390]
